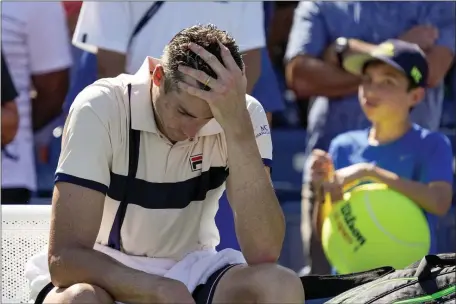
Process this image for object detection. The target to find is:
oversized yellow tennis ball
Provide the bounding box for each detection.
[322,183,430,274]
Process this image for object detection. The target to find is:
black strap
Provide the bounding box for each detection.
[415,254,456,281]
[128,1,165,47]
[300,266,394,300]
[107,84,141,250]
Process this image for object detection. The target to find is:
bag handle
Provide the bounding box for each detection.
[415,254,456,281]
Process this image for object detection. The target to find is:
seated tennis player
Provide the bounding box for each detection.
[25,24,304,304]
[310,40,453,255]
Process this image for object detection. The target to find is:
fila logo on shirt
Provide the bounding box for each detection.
[190,154,203,172]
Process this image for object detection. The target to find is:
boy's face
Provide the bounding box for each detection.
[358,61,424,123]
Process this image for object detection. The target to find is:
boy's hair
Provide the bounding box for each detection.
[161,24,244,93]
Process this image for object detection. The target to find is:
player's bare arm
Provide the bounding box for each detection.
[48,182,194,303]
[177,41,285,265]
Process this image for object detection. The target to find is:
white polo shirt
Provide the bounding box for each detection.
[1,2,72,191]
[72,1,265,73]
[55,57,272,260]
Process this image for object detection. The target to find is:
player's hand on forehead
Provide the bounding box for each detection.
[177,41,246,97]
[177,40,248,127]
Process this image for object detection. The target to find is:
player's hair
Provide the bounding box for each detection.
[161,24,244,93]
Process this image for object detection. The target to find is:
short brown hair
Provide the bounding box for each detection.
[161,24,244,93]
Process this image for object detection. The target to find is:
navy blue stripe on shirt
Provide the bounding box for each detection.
[262,158,273,168]
[107,166,229,209]
[55,173,109,194]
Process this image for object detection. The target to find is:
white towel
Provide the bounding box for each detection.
[25,244,246,303]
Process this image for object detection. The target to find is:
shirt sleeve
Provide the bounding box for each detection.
[27,2,72,74]
[232,2,266,52]
[247,95,273,168]
[55,86,113,194]
[285,1,329,61]
[419,2,456,54]
[72,2,132,54]
[1,54,18,104]
[420,132,454,184]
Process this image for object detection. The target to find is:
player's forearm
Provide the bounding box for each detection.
[368,166,452,216]
[49,247,177,303]
[224,113,285,264]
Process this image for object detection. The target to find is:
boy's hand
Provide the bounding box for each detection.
[309,149,335,187]
[321,179,344,202]
[335,163,375,189]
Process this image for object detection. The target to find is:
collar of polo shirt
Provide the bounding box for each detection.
[130,57,223,137]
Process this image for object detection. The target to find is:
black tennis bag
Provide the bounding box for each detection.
[301,253,455,303]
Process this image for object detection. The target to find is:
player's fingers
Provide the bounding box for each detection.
[177,66,224,92]
[217,40,242,74]
[188,42,227,78]
[177,81,213,101]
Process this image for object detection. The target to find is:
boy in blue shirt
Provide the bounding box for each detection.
[310,40,454,256]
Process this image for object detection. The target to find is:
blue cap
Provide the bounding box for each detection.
[343,39,429,87]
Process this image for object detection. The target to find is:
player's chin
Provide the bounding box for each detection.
[169,131,188,142]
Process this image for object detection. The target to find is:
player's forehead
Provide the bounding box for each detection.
[169,85,212,119]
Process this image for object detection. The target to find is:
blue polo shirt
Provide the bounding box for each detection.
[285,1,456,184]
[328,124,454,254]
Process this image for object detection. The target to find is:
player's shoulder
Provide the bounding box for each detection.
[70,75,130,123]
[245,94,266,115]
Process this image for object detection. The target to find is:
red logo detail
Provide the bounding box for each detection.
[189,154,203,171]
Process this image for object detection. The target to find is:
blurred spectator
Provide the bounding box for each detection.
[72,2,263,94]
[266,1,307,128]
[1,2,72,204]
[285,1,455,274]
[1,52,19,147]
[251,2,287,122]
[61,1,97,114]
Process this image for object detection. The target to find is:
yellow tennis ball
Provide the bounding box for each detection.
[322,183,430,274]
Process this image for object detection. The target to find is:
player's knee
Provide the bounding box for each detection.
[242,264,305,303]
[44,283,113,304]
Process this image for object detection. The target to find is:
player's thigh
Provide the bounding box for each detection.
[43,283,114,304]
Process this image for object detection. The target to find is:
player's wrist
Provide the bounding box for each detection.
[220,110,254,140]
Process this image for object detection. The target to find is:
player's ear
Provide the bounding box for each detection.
[409,87,425,107]
[152,65,165,87]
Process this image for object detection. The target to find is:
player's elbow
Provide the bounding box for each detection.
[48,247,75,288]
[244,248,282,265]
[243,231,285,265]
